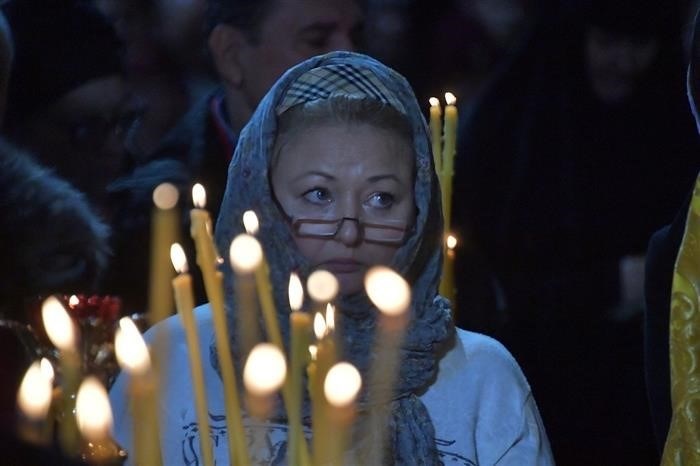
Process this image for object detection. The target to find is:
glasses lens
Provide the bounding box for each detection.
[364,224,406,244]
[295,220,339,237]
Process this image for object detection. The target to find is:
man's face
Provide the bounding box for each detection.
[237,0,363,108]
[21,76,143,216]
[585,26,659,104]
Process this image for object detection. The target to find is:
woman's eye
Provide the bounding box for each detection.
[303,187,332,204]
[367,192,395,209]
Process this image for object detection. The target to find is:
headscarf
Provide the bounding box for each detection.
[213,51,454,465]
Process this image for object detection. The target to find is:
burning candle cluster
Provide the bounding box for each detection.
[429,93,459,307]
[16,114,443,462]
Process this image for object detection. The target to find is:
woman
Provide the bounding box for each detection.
[110,51,553,465]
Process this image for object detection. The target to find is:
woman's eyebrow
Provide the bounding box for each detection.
[368,174,401,183]
[292,170,335,183]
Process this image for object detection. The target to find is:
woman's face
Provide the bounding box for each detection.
[271,123,416,294]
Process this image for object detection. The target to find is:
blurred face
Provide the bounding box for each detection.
[19,76,143,217]
[271,124,415,294]
[237,0,363,108]
[585,26,659,104]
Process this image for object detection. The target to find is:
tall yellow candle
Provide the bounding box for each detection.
[363,267,412,465]
[242,342,287,419]
[240,211,283,349]
[439,234,458,306]
[441,92,458,230]
[114,317,162,466]
[149,183,180,326]
[311,312,337,466]
[288,273,312,466]
[42,296,81,457]
[75,376,126,464]
[429,97,443,175]
[17,360,53,446]
[170,243,215,466]
[190,183,220,283]
[191,186,250,466]
[230,233,264,359]
[323,362,362,465]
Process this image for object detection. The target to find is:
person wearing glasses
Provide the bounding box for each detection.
[110,51,554,465]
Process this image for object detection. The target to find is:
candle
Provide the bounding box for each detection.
[242,343,287,419]
[441,92,458,230]
[75,376,126,465]
[191,189,250,466]
[170,243,215,466]
[230,234,264,358]
[243,210,260,235]
[363,266,412,465]
[114,317,162,466]
[42,296,81,456]
[323,362,362,465]
[429,97,443,175]
[148,182,180,325]
[439,234,458,306]
[238,211,284,349]
[307,270,339,319]
[17,360,53,445]
[288,273,312,466]
[190,183,221,294]
[310,311,336,466]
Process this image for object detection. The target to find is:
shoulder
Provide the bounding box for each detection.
[451,328,530,391]
[424,329,554,465]
[150,87,224,162]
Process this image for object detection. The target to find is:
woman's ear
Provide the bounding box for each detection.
[208,24,246,87]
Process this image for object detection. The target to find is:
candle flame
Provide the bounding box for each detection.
[115,317,151,375]
[307,270,339,303]
[429,97,440,107]
[76,376,113,442]
[325,303,335,332]
[309,344,318,361]
[39,358,54,383]
[229,234,263,273]
[17,361,53,420]
[288,272,304,311]
[41,296,76,351]
[313,312,327,340]
[324,362,362,407]
[68,294,79,308]
[152,182,179,210]
[243,210,260,235]
[243,343,287,396]
[444,92,457,106]
[192,183,206,208]
[364,266,411,316]
[170,243,189,274]
[446,234,457,250]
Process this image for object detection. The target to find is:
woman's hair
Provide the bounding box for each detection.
[273,95,414,165]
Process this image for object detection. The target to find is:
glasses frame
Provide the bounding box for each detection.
[290,216,409,246]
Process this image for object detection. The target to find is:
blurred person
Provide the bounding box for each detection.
[95,0,215,158]
[2,0,141,221]
[0,11,12,127]
[0,138,110,436]
[453,0,700,464]
[108,0,364,309]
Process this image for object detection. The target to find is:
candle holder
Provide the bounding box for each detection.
[80,437,128,466]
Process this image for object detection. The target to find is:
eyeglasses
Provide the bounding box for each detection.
[290,217,409,245]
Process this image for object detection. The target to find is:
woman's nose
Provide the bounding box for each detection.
[335,217,362,246]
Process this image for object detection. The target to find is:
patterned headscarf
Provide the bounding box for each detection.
[213,51,454,465]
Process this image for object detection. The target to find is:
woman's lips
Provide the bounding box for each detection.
[320,259,363,274]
